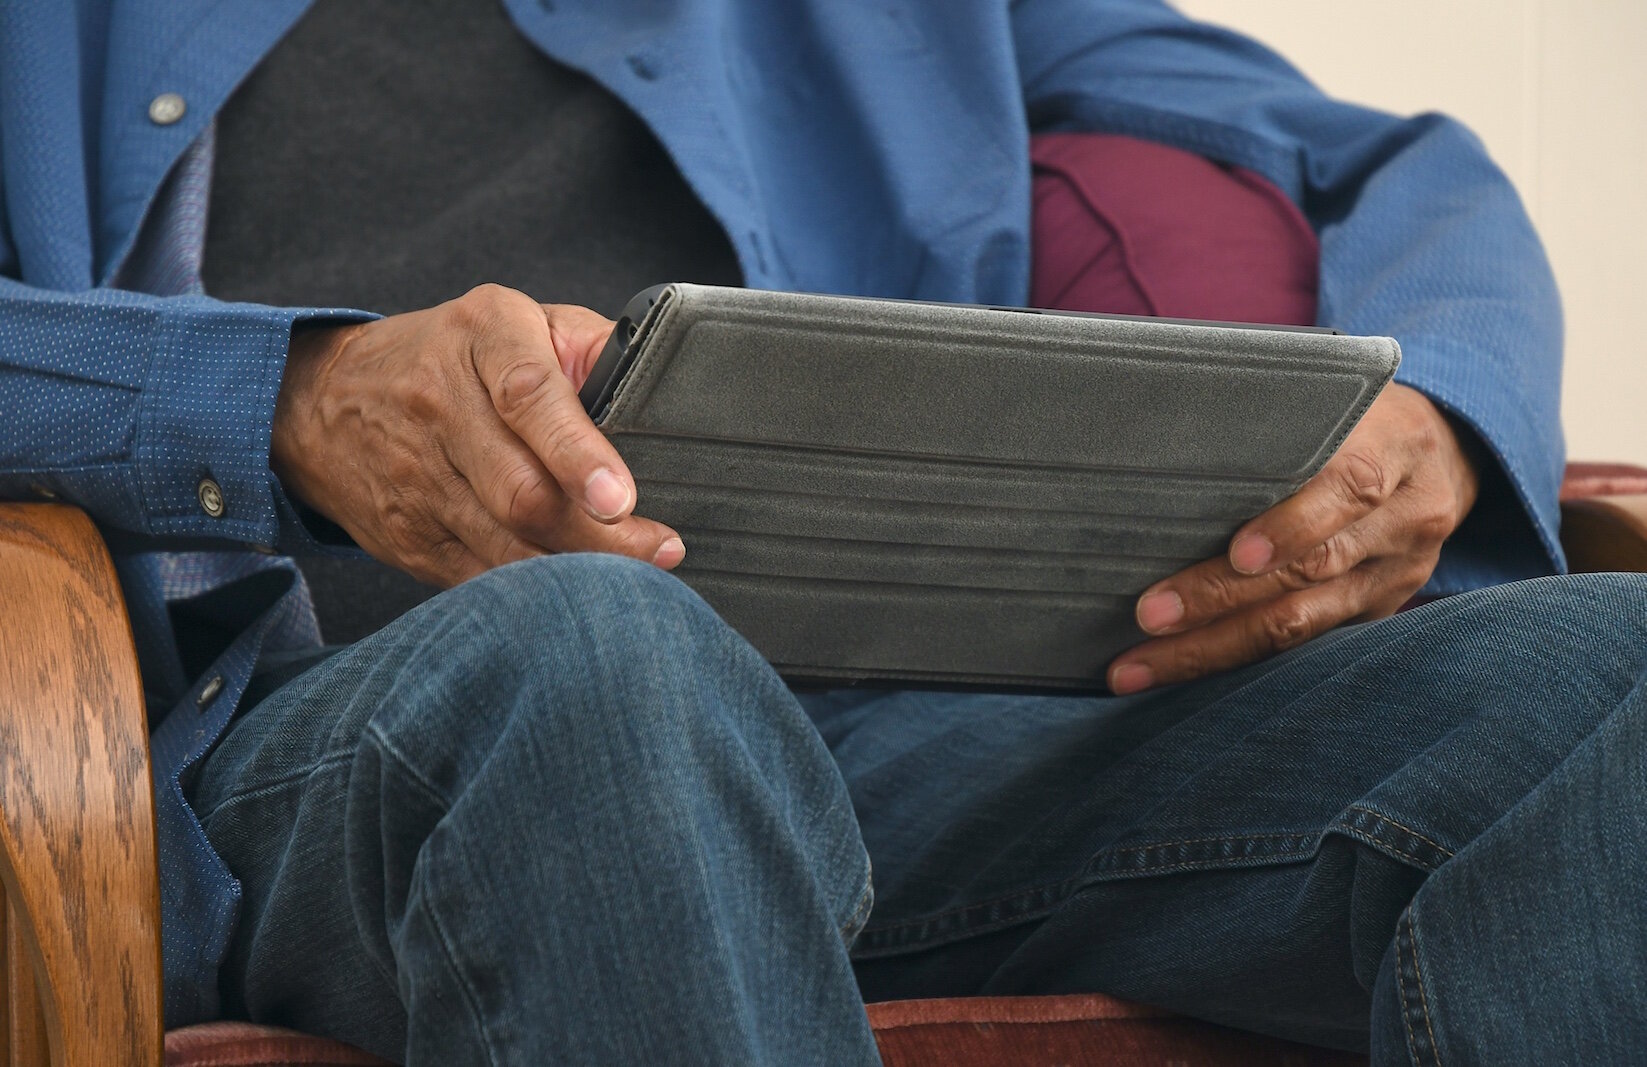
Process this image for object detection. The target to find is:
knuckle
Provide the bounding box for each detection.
[497,465,554,533]
[1196,568,1244,613]
[1164,642,1214,683]
[491,358,559,417]
[1401,556,1438,592]
[1412,507,1456,545]
[1337,451,1394,511]
[591,520,655,561]
[1259,602,1317,652]
[451,283,535,343]
[1286,540,1338,585]
[534,406,597,468]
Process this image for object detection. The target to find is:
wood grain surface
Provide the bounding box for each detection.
[0,504,162,1067]
[1561,494,1647,574]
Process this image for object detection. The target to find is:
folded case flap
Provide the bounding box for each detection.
[599,283,1399,690]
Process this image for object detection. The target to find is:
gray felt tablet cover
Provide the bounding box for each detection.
[595,283,1400,691]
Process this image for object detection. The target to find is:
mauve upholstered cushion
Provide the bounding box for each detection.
[165,995,1367,1067]
[163,1022,390,1066]
[1030,131,1319,327]
[868,996,1366,1067]
[1560,461,1647,500]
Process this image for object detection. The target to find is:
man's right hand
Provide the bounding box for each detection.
[271,284,684,588]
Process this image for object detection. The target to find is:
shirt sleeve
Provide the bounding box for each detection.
[0,276,375,551]
[1012,0,1566,591]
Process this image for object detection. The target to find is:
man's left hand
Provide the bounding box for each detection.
[1107,383,1480,695]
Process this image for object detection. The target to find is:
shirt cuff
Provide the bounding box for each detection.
[133,298,377,547]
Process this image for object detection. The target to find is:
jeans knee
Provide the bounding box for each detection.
[1432,573,1647,707]
[371,552,792,796]
[453,552,731,671]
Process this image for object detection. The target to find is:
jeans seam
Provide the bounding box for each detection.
[1395,908,1444,1067]
[193,752,353,822]
[860,874,1084,938]
[860,595,1506,955]
[1345,806,1455,859]
[365,719,455,811]
[416,869,503,1067]
[1105,830,1318,854]
[839,870,875,945]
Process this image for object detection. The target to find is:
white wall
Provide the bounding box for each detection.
[1174,0,1647,468]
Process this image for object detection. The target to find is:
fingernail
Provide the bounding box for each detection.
[1136,590,1184,633]
[1231,533,1274,575]
[584,468,632,520]
[653,537,686,569]
[1111,663,1155,695]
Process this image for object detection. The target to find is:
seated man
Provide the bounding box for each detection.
[2,1,1643,1063]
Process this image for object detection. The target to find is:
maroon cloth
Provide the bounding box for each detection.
[164,1022,390,1066]
[165,995,1368,1067]
[1561,461,1647,501]
[869,996,1366,1067]
[1030,132,1320,326]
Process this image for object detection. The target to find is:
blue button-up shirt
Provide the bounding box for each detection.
[0,0,1565,1027]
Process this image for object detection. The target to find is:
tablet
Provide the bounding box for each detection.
[583,283,1399,691]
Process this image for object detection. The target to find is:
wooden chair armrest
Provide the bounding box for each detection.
[1560,494,1647,574]
[0,504,162,1067]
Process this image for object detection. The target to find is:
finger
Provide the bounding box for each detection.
[440,488,548,572]
[541,303,620,388]
[442,415,685,566]
[460,285,638,524]
[537,508,687,569]
[399,533,491,589]
[1135,499,1418,636]
[1110,563,1391,694]
[444,409,582,546]
[1226,448,1400,576]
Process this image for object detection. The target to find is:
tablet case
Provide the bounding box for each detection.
[590,283,1400,691]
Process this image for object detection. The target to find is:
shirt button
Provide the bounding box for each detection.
[148,93,187,125]
[197,477,226,518]
[196,675,224,708]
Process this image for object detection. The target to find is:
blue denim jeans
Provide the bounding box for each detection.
[189,554,1647,1065]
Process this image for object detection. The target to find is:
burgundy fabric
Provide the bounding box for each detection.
[1560,461,1647,501]
[165,999,1365,1067]
[1030,132,1320,326]
[867,996,1366,1067]
[164,1023,390,1067]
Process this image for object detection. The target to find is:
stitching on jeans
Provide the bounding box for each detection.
[195,752,353,821]
[862,875,1084,938]
[1346,807,1455,859]
[416,873,503,1067]
[1105,831,1314,854]
[1334,827,1439,872]
[865,592,1518,951]
[1409,910,1444,1067]
[840,877,875,942]
[1094,854,1311,877]
[365,720,454,811]
[1395,917,1423,1067]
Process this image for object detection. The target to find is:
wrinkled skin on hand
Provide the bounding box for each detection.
[1108,382,1481,694]
[271,284,684,588]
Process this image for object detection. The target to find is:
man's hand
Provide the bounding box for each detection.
[271,284,684,588]
[1107,383,1480,694]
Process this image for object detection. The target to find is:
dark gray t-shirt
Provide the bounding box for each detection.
[204,0,742,642]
